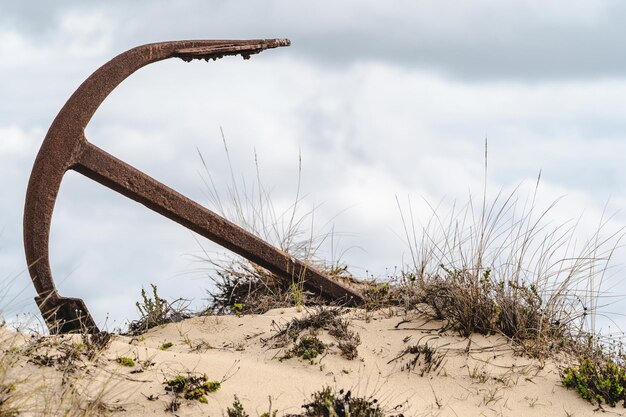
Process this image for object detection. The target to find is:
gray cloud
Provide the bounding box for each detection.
[3,2,626,332]
[10,0,620,81]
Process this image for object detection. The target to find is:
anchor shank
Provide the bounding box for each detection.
[74,142,363,304]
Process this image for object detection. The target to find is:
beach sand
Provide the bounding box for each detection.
[1,307,616,416]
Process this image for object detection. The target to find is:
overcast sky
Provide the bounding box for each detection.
[2,1,626,333]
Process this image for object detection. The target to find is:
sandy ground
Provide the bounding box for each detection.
[2,307,621,417]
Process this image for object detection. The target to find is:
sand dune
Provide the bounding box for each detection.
[1,307,617,416]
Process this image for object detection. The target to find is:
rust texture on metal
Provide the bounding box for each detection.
[24,39,364,334]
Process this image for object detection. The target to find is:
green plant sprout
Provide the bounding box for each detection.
[115,357,135,367]
[164,374,221,404]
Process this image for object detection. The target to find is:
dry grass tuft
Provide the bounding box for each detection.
[0,325,21,417]
[196,134,356,315]
[0,326,122,416]
[269,307,361,361]
[207,259,324,315]
[388,173,624,361]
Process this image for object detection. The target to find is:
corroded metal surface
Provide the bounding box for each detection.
[24,39,364,334]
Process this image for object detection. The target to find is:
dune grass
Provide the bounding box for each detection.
[196,132,354,315]
[389,177,623,357]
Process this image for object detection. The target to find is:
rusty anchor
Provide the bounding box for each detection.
[24,39,364,334]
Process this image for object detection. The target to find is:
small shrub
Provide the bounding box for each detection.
[391,178,624,362]
[128,284,190,335]
[116,357,135,367]
[363,282,392,310]
[227,395,277,417]
[206,260,334,316]
[160,342,173,351]
[164,374,221,404]
[271,308,361,361]
[413,266,551,342]
[562,356,626,407]
[227,395,249,417]
[233,303,244,316]
[288,335,326,361]
[132,285,171,333]
[337,336,360,361]
[299,387,403,417]
[327,316,361,361]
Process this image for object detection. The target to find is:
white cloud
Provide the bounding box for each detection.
[58,10,113,57]
[0,31,45,70]
[0,9,113,73]
[2,2,626,331]
[0,125,42,156]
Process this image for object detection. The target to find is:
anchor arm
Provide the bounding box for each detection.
[73,142,364,304]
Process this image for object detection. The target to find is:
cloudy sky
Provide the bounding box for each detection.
[2,1,626,333]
